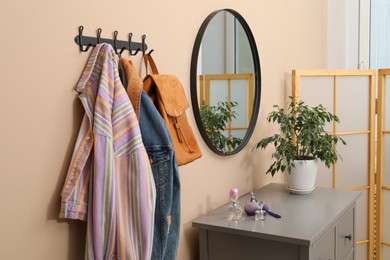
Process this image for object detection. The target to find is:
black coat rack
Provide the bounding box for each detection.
[74,26,148,56]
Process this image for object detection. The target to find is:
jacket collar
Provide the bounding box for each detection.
[119,58,143,118]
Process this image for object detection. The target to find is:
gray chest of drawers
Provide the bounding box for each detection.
[192,183,361,260]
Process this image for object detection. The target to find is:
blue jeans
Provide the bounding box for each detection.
[139,91,180,260]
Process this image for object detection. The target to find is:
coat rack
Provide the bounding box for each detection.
[74,26,148,56]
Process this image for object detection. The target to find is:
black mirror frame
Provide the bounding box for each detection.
[190,8,261,156]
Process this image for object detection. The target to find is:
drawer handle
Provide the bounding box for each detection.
[345,234,352,241]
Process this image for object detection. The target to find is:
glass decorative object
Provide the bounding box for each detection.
[244,191,259,216]
[255,201,266,221]
[226,188,243,221]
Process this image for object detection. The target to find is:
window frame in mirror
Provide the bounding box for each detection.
[190,8,261,156]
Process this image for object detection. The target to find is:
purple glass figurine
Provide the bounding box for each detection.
[244,191,259,216]
[244,191,282,219]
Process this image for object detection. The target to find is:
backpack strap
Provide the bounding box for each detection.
[143,53,159,75]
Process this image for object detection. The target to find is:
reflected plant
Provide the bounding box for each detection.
[200,100,242,152]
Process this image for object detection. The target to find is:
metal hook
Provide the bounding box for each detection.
[113,31,118,52]
[128,33,140,56]
[113,31,126,57]
[141,34,146,56]
[97,28,102,44]
[147,49,154,56]
[78,26,93,52]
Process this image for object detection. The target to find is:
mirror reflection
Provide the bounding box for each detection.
[191,9,261,155]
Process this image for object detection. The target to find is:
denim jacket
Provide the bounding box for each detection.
[120,58,181,260]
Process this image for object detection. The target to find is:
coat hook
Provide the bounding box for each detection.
[113,31,118,52]
[97,28,102,44]
[113,30,126,56]
[141,34,146,56]
[147,49,154,56]
[78,26,93,52]
[128,33,140,56]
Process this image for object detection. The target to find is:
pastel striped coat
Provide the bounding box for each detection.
[60,43,156,260]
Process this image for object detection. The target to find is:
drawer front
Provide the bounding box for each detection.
[344,249,354,260]
[336,209,354,260]
[312,227,335,260]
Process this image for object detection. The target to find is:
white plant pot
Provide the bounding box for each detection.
[286,158,318,194]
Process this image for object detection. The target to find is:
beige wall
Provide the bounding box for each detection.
[0,0,327,259]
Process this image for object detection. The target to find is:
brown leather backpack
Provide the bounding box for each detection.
[143,54,202,166]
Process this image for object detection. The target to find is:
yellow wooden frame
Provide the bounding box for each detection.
[198,73,254,139]
[292,69,376,260]
[376,68,390,260]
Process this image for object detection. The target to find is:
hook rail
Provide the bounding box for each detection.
[74,26,148,55]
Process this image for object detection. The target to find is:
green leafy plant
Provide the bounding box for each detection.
[200,100,242,152]
[253,97,346,176]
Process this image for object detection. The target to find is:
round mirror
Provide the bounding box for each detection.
[190,9,261,155]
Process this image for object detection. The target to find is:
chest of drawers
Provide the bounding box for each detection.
[192,183,361,260]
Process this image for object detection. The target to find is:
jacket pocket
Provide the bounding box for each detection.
[148,149,171,187]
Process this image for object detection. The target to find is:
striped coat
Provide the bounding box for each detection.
[60,43,156,260]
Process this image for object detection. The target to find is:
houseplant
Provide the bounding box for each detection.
[200,100,242,152]
[253,97,346,193]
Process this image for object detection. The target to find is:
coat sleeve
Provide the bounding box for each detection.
[59,114,93,221]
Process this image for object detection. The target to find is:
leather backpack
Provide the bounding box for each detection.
[143,54,202,166]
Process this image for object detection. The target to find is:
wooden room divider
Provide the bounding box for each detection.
[376,68,390,260]
[292,69,376,260]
